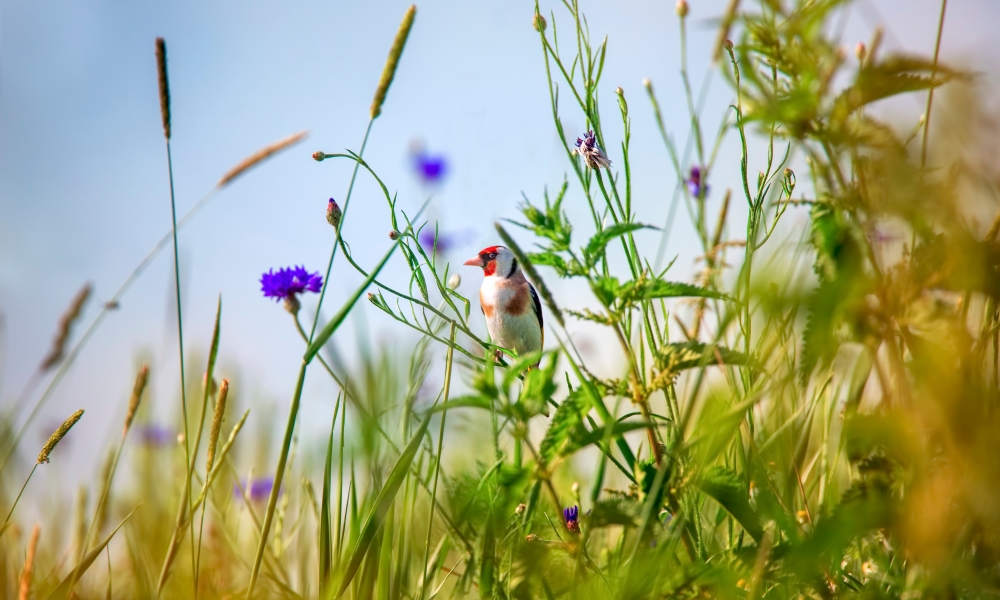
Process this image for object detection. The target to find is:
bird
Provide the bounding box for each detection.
[463,246,543,364]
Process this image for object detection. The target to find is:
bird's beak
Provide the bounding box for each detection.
[463,255,484,268]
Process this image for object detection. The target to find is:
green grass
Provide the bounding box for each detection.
[5,0,1000,598]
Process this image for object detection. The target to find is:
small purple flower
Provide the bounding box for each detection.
[235,476,278,502]
[419,229,456,255]
[261,266,322,314]
[138,423,174,447]
[563,505,580,533]
[573,130,611,170]
[413,152,448,184]
[686,166,708,198]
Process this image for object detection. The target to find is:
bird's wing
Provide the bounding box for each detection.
[528,282,543,347]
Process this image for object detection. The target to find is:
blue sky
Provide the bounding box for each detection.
[2,0,998,480]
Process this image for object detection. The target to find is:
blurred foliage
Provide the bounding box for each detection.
[5,0,1000,598]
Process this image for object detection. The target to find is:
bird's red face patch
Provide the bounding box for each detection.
[465,246,500,276]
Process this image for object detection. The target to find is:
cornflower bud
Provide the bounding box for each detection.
[642,77,652,91]
[389,230,400,240]
[533,13,547,32]
[723,39,734,51]
[448,274,461,290]
[313,151,327,162]
[675,0,688,18]
[327,198,342,228]
[515,503,526,516]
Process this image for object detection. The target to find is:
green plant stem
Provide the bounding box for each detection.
[308,119,374,345]
[920,0,948,170]
[2,464,37,532]
[418,324,456,600]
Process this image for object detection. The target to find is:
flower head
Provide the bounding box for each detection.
[574,131,611,170]
[138,423,174,447]
[260,266,322,314]
[235,476,278,503]
[563,505,580,533]
[414,152,447,184]
[686,166,708,198]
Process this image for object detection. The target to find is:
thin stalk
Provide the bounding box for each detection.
[920,0,948,169]
[418,324,456,600]
[2,464,37,531]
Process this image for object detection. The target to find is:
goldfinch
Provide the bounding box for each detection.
[463,246,543,363]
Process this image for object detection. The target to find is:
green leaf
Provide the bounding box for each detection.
[426,395,494,413]
[307,241,398,363]
[622,279,725,302]
[45,505,141,600]
[584,223,649,265]
[319,398,338,598]
[655,341,754,377]
[590,275,620,307]
[335,410,433,598]
[697,466,762,542]
[587,496,640,528]
[538,390,588,468]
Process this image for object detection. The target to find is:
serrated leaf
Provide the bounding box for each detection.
[591,275,620,307]
[622,279,725,302]
[697,466,762,542]
[655,341,754,377]
[584,223,650,265]
[587,496,640,528]
[538,390,588,468]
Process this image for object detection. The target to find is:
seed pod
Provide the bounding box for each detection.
[371,5,416,119]
[38,409,84,464]
[532,13,547,32]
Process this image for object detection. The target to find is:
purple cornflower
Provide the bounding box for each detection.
[418,228,458,255]
[413,151,448,184]
[260,266,322,314]
[686,166,708,198]
[573,130,611,170]
[563,505,580,533]
[235,476,278,503]
[138,423,174,447]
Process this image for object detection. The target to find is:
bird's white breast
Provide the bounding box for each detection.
[480,275,542,357]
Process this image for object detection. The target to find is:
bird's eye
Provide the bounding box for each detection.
[489,252,497,259]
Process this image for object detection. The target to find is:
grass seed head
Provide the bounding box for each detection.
[37,409,84,464]
[217,131,308,187]
[18,523,40,600]
[41,283,92,371]
[155,37,171,140]
[206,379,229,473]
[371,5,416,119]
[123,364,149,437]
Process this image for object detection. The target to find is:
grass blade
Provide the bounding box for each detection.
[306,241,398,363]
[335,410,433,598]
[46,504,140,600]
[320,393,342,598]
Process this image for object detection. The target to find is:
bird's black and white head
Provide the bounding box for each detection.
[463,246,519,278]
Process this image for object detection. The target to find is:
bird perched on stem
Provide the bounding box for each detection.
[464,246,543,364]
